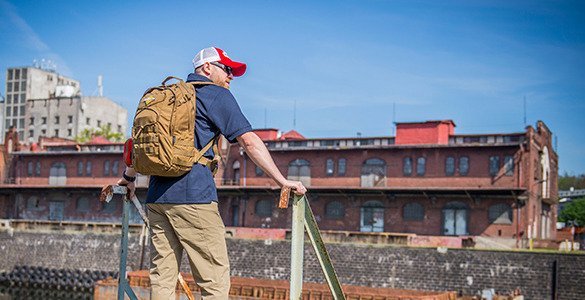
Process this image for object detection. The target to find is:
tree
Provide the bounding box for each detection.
[74,125,124,143]
[559,197,585,226]
[558,172,585,190]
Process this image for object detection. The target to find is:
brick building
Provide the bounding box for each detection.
[0,120,558,247]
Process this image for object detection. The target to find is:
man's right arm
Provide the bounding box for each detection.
[236,132,307,195]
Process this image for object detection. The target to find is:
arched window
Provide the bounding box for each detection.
[112,161,119,176]
[403,203,424,221]
[360,200,384,232]
[488,203,512,224]
[361,158,386,187]
[232,161,241,185]
[541,147,550,199]
[288,159,311,186]
[77,197,90,212]
[403,157,412,176]
[459,156,469,176]
[27,161,34,176]
[489,156,500,176]
[325,159,334,176]
[416,157,426,176]
[338,158,347,176]
[86,161,92,176]
[49,162,67,185]
[255,199,273,217]
[77,161,84,176]
[445,157,455,176]
[325,201,344,219]
[103,160,110,176]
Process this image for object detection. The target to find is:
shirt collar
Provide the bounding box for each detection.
[186,73,212,82]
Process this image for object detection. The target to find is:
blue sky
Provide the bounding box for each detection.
[0,0,584,174]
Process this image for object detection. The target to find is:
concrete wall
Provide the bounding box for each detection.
[0,231,583,299]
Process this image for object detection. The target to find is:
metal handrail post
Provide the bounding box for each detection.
[118,197,138,300]
[290,194,306,299]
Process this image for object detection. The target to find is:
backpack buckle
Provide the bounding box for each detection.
[208,160,219,176]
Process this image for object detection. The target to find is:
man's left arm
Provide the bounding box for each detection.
[237,132,306,196]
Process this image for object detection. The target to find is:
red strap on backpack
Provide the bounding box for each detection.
[123,138,133,167]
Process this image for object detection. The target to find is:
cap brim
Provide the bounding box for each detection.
[219,58,246,77]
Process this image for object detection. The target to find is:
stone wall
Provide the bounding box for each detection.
[1,231,584,299]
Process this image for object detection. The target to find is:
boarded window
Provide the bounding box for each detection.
[489,156,500,176]
[445,157,455,176]
[416,157,426,176]
[325,201,344,219]
[504,156,514,176]
[403,157,412,176]
[459,156,469,176]
[403,203,424,221]
[325,159,334,176]
[338,158,346,176]
[288,159,311,186]
[255,199,273,217]
[488,203,512,224]
[361,158,386,187]
[77,197,90,212]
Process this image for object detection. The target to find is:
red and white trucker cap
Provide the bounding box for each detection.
[192,47,247,77]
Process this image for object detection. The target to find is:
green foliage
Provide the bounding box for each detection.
[74,124,124,143]
[559,197,585,226]
[558,172,585,190]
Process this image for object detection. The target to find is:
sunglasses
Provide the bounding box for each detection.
[210,62,233,76]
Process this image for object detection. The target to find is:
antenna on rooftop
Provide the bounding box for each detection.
[98,75,103,97]
[293,100,297,129]
[523,96,527,127]
[392,102,396,136]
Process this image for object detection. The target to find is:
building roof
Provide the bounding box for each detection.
[280,130,305,140]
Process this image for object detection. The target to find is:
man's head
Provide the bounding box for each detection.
[192,47,246,89]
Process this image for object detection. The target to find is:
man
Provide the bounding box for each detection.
[119,47,306,299]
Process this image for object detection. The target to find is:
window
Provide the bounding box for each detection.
[360,200,384,232]
[445,157,455,176]
[27,197,40,210]
[55,116,60,124]
[29,130,34,138]
[325,201,344,219]
[488,203,512,224]
[403,157,412,176]
[102,200,116,214]
[8,69,13,80]
[20,82,26,92]
[504,156,514,176]
[77,197,90,212]
[112,161,119,176]
[255,165,264,176]
[77,161,84,176]
[86,118,90,125]
[49,162,67,186]
[416,157,426,176]
[68,115,73,124]
[288,159,311,186]
[35,161,41,176]
[29,117,34,125]
[489,156,500,176]
[338,158,346,176]
[459,156,469,176]
[232,160,240,184]
[67,129,72,136]
[54,129,59,137]
[97,120,102,127]
[117,125,122,133]
[254,199,273,217]
[41,129,46,135]
[361,158,386,187]
[403,203,424,221]
[325,159,334,176]
[27,161,34,176]
[104,160,110,176]
[42,117,47,124]
[86,161,92,176]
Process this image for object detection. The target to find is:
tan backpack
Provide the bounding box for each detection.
[132,76,220,177]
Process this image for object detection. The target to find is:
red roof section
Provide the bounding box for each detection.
[87,135,114,145]
[280,130,305,140]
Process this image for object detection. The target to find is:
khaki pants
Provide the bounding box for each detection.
[147,202,230,300]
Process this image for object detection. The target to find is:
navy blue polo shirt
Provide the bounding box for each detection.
[146,74,252,204]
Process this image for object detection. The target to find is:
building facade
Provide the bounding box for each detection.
[2,66,127,143]
[0,120,559,247]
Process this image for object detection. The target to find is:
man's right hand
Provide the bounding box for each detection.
[117,178,136,200]
[284,180,307,196]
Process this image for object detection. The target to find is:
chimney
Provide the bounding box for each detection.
[395,120,456,145]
